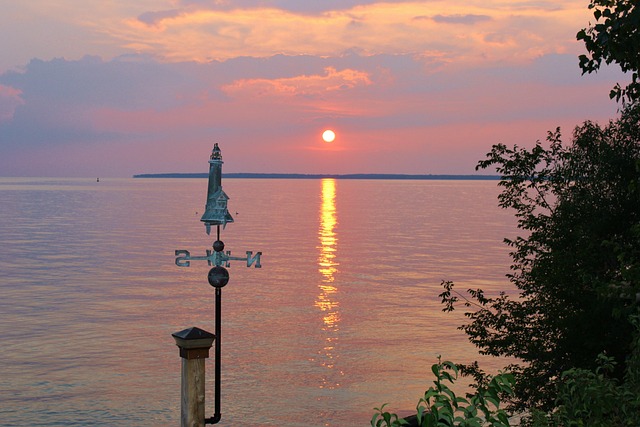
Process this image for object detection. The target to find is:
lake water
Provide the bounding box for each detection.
[0,177,517,426]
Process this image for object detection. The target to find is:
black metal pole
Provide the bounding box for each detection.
[215,225,222,422]
[205,287,222,424]
[206,227,223,425]
[214,286,222,420]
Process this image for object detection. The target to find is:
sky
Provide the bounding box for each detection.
[0,0,629,177]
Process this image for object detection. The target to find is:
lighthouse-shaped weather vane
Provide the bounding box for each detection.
[174,143,261,425]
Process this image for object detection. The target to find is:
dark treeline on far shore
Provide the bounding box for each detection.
[132,172,500,180]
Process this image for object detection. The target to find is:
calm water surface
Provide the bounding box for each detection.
[0,178,517,426]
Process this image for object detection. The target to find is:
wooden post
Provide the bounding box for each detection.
[172,327,215,427]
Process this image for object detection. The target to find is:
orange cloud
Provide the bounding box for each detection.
[88,1,590,67]
[221,67,372,98]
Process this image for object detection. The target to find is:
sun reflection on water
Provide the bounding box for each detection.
[314,178,342,389]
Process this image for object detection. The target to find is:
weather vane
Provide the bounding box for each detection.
[174,143,261,425]
[175,143,262,270]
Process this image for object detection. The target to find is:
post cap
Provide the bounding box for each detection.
[172,326,215,350]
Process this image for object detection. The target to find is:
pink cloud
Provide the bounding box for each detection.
[0,51,625,177]
[0,84,24,122]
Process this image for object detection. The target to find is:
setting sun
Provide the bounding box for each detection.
[322,129,336,143]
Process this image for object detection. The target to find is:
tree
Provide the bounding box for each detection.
[440,104,640,412]
[577,0,640,104]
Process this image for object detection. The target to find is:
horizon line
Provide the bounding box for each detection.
[133,172,500,180]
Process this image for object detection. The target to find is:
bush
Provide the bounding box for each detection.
[525,314,640,427]
[371,359,514,427]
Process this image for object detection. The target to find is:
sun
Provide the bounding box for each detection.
[322,129,336,143]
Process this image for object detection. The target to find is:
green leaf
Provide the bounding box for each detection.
[431,363,441,378]
[497,411,509,425]
[485,396,499,408]
[442,361,459,376]
[424,388,438,401]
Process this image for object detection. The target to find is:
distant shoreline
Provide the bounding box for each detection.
[132,172,500,180]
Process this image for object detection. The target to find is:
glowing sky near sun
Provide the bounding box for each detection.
[0,0,628,177]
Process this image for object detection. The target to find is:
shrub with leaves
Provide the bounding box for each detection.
[524,314,640,427]
[371,359,514,427]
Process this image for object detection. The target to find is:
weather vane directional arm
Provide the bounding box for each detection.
[175,247,262,268]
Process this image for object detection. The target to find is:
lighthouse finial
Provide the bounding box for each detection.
[211,143,222,161]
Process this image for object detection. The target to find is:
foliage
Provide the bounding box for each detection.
[523,314,640,426]
[553,355,639,426]
[372,404,410,427]
[439,104,640,412]
[371,358,514,427]
[577,0,640,104]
